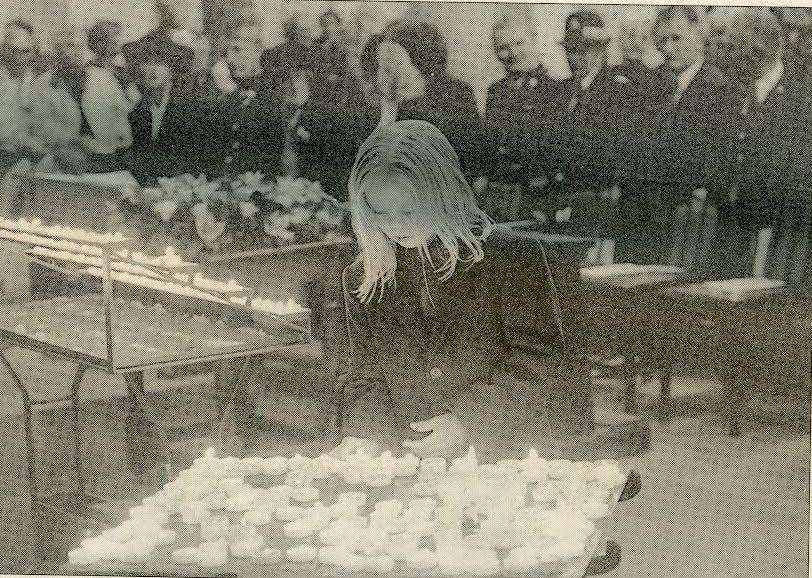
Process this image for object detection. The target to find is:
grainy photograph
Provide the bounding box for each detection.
[0,1,808,577]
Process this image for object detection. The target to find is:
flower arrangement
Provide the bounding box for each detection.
[118,172,348,252]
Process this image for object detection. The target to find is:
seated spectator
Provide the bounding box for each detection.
[127,32,198,182]
[81,20,141,172]
[30,27,89,173]
[0,20,45,164]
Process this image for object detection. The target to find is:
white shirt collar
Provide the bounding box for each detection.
[580,63,602,91]
[150,83,172,140]
[674,57,703,102]
[754,59,784,104]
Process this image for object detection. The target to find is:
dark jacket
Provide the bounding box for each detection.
[341,230,566,429]
[396,74,483,181]
[187,74,290,178]
[649,64,736,204]
[484,65,566,186]
[129,84,198,182]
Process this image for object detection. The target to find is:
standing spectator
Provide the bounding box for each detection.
[714,8,812,280]
[0,21,44,164]
[262,12,322,88]
[616,16,668,84]
[315,10,350,86]
[705,7,740,86]
[772,7,812,84]
[81,20,141,172]
[196,23,288,178]
[483,14,566,219]
[375,19,482,183]
[127,32,197,182]
[555,10,625,258]
[30,27,89,174]
[651,6,735,213]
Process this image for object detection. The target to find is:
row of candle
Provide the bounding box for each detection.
[84,268,306,316]
[0,216,128,244]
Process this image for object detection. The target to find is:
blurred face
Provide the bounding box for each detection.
[140,63,172,89]
[706,21,733,67]
[321,14,341,37]
[4,26,34,70]
[729,25,781,83]
[619,22,650,62]
[226,29,262,78]
[363,173,432,249]
[778,8,812,43]
[493,22,536,73]
[376,41,424,102]
[56,32,87,67]
[654,14,704,72]
[566,45,605,79]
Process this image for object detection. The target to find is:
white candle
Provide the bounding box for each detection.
[405,547,437,570]
[291,485,319,503]
[286,544,318,563]
[275,504,306,522]
[251,547,282,564]
[419,457,447,475]
[504,545,542,574]
[196,539,229,567]
[171,546,199,565]
[262,456,289,476]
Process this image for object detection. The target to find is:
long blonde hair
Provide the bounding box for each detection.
[348,119,494,303]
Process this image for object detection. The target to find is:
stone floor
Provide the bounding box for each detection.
[0,348,808,577]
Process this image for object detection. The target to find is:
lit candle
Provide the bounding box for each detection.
[286,544,318,563]
[251,547,282,565]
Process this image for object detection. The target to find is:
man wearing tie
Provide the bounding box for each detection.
[126,33,196,182]
[646,6,736,268]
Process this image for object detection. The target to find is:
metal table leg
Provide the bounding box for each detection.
[0,348,90,509]
[0,347,38,509]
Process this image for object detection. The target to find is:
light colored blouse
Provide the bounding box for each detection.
[80,64,141,154]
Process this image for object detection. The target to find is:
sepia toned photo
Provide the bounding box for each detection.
[0,1,808,577]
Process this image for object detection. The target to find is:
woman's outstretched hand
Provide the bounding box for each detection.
[403,413,468,458]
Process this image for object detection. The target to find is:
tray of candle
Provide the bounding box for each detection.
[0,294,310,372]
[64,442,633,577]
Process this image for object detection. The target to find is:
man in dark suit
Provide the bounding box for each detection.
[483,14,566,220]
[554,10,646,259]
[713,8,812,280]
[194,23,289,179]
[126,33,197,182]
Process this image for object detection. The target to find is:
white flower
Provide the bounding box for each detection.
[238,201,259,219]
[288,206,312,225]
[191,202,210,219]
[141,187,165,203]
[263,217,295,240]
[152,200,179,222]
[195,212,226,246]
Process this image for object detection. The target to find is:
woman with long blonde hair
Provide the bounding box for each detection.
[339,119,581,460]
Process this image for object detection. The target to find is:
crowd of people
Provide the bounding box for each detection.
[0,4,809,279]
